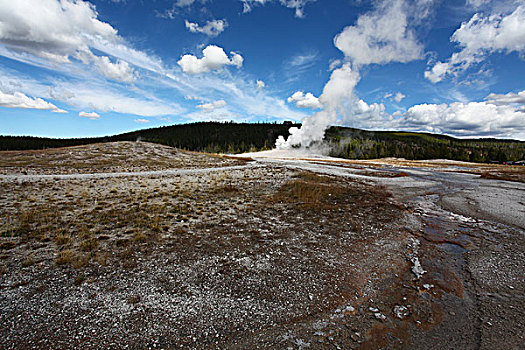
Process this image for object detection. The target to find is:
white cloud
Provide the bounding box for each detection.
[425,5,525,82]
[0,0,115,63]
[177,45,243,74]
[0,0,162,79]
[196,99,227,111]
[0,90,66,113]
[328,59,342,71]
[185,19,228,37]
[424,61,451,83]
[162,70,307,122]
[280,0,316,18]
[183,108,238,122]
[241,0,270,13]
[256,80,265,90]
[402,101,525,137]
[176,0,197,6]
[0,66,181,118]
[466,0,491,9]
[240,0,315,17]
[51,84,182,117]
[284,51,319,83]
[78,111,100,120]
[486,90,525,106]
[91,56,136,83]
[76,51,137,83]
[287,91,322,109]
[289,52,318,67]
[383,92,406,102]
[134,118,150,123]
[393,92,406,102]
[334,0,424,66]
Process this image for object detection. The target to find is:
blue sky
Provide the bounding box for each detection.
[0,0,524,141]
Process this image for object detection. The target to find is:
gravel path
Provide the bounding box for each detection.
[0,163,261,182]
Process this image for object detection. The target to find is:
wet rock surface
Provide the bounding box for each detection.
[0,144,524,349]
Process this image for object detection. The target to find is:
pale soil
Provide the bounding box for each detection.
[0,141,245,175]
[0,143,523,349]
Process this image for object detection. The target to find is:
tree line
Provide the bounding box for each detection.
[326,127,525,163]
[1,122,524,163]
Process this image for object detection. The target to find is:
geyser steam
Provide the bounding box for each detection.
[276,0,430,149]
[276,63,359,149]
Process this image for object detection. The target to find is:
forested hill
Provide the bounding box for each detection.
[1,122,524,163]
[326,127,525,163]
[0,122,299,153]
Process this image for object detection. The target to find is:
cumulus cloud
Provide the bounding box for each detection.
[401,101,525,137]
[177,45,243,74]
[486,90,525,106]
[334,0,424,66]
[256,80,265,90]
[425,5,525,82]
[241,0,315,18]
[134,118,150,123]
[0,0,115,63]
[78,111,100,120]
[196,99,227,111]
[0,0,162,80]
[287,91,322,109]
[185,19,228,37]
[0,90,66,113]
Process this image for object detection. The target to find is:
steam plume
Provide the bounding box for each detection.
[276,63,359,149]
[277,0,431,149]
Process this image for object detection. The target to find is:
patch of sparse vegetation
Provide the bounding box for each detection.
[127,295,141,304]
[273,172,348,209]
[73,274,85,286]
[0,241,16,250]
[480,168,525,183]
[56,249,89,269]
[21,254,35,267]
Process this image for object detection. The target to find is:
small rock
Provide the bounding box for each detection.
[393,305,409,319]
[374,312,387,321]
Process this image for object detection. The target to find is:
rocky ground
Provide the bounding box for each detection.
[0,142,523,349]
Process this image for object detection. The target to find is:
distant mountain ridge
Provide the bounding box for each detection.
[1,122,524,163]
